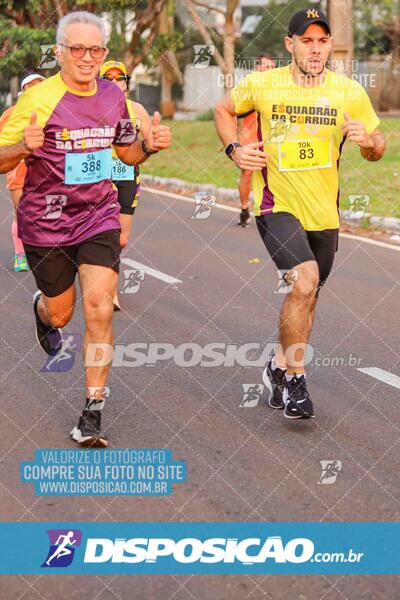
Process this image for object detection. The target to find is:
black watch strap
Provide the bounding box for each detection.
[142,139,158,156]
[225,142,241,159]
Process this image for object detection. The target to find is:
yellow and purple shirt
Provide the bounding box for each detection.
[0,72,135,246]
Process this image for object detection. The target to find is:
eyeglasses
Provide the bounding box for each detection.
[63,44,107,59]
[102,75,128,81]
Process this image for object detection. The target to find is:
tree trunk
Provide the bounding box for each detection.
[223,0,239,91]
[380,45,400,110]
[10,76,19,104]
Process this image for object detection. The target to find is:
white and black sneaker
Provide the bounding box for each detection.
[262,359,286,409]
[33,291,62,355]
[283,375,314,419]
[70,410,109,448]
[238,207,250,227]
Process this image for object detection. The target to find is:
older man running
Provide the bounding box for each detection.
[0,11,171,446]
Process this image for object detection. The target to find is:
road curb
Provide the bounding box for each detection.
[141,174,400,234]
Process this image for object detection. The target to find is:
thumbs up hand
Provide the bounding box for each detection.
[341,112,372,148]
[23,111,44,152]
[145,111,171,153]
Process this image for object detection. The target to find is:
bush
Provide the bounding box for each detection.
[196,109,214,121]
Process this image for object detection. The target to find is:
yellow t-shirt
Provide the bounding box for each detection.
[231,65,380,230]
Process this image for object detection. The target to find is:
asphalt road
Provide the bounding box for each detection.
[0,180,399,599]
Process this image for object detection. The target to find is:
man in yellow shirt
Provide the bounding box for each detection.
[215,8,386,419]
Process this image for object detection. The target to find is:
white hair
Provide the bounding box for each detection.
[56,11,108,46]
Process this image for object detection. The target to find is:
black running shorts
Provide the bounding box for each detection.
[24,229,121,298]
[114,175,140,216]
[256,212,339,288]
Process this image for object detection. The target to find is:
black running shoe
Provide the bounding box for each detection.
[238,207,250,227]
[283,375,314,419]
[263,360,286,409]
[70,410,109,448]
[33,291,62,356]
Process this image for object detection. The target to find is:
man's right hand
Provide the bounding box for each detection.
[23,112,44,152]
[231,141,268,171]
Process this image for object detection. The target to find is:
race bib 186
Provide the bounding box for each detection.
[278,139,332,172]
[112,157,135,181]
[65,148,112,185]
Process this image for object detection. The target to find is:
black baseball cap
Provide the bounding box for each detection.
[288,8,331,37]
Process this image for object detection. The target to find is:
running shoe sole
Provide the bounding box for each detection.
[283,411,314,420]
[70,426,109,448]
[283,401,314,420]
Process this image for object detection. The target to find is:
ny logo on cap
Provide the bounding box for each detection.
[306,9,320,18]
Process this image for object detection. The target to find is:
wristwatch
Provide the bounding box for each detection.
[142,139,158,156]
[225,142,241,159]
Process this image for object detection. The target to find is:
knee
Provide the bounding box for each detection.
[85,301,114,328]
[291,271,319,302]
[119,233,129,249]
[48,308,73,329]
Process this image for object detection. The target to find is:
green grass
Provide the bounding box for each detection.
[143,118,400,219]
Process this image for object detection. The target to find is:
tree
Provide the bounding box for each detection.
[0,0,171,85]
[240,0,322,62]
[353,0,400,109]
[184,0,239,90]
[378,1,400,109]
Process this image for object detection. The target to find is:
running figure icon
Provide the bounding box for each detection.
[45,531,77,566]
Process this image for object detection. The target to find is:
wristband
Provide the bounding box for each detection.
[142,140,158,156]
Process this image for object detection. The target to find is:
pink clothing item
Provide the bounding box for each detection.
[12,219,24,255]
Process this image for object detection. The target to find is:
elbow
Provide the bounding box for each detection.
[214,101,224,123]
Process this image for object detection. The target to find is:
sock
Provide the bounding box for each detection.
[286,373,306,382]
[85,397,105,411]
[12,219,24,255]
[271,355,286,372]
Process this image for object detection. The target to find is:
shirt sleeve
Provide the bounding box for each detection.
[230,73,256,115]
[0,91,36,146]
[113,97,137,147]
[0,107,12,131]
[356,84,380,134]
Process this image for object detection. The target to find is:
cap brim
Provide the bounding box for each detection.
[292,20,331,36]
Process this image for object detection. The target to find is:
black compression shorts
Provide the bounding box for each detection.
[256,212,339,288]
[114,172,140,216]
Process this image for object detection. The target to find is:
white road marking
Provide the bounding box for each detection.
[358,367,400,389]
[121,257,182,284]
[143,186,400,252]
[339,233,400,252]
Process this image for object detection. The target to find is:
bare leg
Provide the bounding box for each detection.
[119,213,133,250]
[10,188,22,212]
[239,170,252,210]
[37,284,76,328]
[276,261,319,375]
[113,214,134,310]
[79,264,117,399]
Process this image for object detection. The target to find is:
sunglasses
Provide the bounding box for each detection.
[102,75,128,81]
[62,44,107,59]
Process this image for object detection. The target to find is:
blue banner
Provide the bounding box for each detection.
[0,522,398,574]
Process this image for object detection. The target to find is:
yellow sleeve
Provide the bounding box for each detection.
[356,85,380,134]
[126,98,135,119]
[230,73,256,115]
[0,91,36,146]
